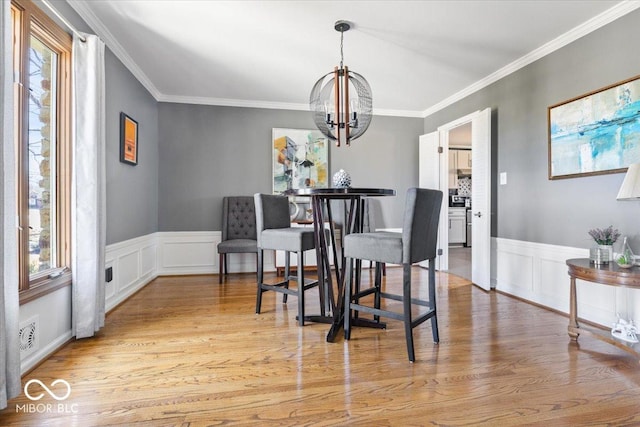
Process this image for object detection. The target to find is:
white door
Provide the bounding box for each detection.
[471,108,491,290]
[419,131,447,271]
[434,108,492,290]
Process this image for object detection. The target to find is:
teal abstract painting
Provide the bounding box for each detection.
[548,76,640,179]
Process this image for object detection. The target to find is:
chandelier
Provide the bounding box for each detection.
[310,20,373,147]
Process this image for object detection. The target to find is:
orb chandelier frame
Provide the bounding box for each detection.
[310,20,373,147]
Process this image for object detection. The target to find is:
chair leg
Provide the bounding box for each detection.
[354,258,362,321]
[297,251,305,326]
[368,260,386,275]
[429,258,439,343]
[344,257,353,340]
[316,250,326,318]
[255,250,264,314]
[402,263,416,362]
[374,261,382,322]
[255,252,259,282]
[219,253,224,284]
[283,252,290,304]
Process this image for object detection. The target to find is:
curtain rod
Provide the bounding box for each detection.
[39,0,87,42]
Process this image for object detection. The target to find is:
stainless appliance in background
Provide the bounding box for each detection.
[450,195,467,207]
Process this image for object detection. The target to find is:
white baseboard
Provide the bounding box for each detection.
[492,237,638,328]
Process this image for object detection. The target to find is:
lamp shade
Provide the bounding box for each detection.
[617,163,640,200]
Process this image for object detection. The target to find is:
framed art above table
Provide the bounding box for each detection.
[548,75,640,180]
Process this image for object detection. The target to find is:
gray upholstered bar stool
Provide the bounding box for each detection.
[254,193,324,326]
[217,196,258,284]
[343,187,443,362]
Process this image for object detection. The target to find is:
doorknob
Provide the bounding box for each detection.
[474,212,482,218]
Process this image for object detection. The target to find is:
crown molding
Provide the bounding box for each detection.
[421,0,640,118]
[157,94,309,111]
[66,0,640,120]
[64,0,423,117]
[373,108,424,118]
[158,94,423,117]
[66,0,162,101]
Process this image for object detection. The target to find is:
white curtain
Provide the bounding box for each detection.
[0,0,22,410]
[72,33,106,339]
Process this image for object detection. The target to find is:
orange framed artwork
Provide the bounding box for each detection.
[120,112,138,165]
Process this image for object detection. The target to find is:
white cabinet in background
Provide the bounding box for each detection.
[457,149,471,169]
[448,208,466,245]
[448,149,471,188]
[449,150,458,189]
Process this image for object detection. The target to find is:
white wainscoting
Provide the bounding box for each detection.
[105,234,158,312]
[156,231,219,276]
[155,231,274,277]
[492,237,639,328]
[106,231,276,311]
[105,232,638,329]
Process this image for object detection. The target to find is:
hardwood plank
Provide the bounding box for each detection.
[2,267,640,426]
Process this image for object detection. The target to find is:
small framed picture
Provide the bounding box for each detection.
[120,112,138,165]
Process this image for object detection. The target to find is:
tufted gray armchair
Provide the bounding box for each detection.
[217,196,258,283]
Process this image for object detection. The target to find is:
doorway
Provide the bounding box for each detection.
[419,108,491,291]
[448,122,472,281]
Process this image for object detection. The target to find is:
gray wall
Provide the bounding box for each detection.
[424,9,640,251]
[104,51,159,245]
[44,1,160,245]
[157,104,423,231]
[50,1,640,250]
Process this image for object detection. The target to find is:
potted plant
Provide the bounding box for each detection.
[588,226,620,263]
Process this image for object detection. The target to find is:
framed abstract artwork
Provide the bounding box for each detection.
[120,112,138,166]
[548,75,640,179]
[272,128,329,194]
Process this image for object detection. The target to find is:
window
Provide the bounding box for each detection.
[12,0,72,303]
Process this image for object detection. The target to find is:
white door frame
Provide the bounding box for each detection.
[419,132,447,270]
[436,108,492,290]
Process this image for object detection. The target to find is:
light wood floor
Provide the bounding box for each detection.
[448,246,472,281]
[2,267,640,426]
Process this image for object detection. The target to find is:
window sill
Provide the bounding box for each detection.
[19,271,72,305]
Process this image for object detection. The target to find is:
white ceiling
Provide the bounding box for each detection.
[65,0,637,117]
